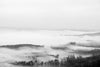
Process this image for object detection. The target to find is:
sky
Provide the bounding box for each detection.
[0,0,100,30]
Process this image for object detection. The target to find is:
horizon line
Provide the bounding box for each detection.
[0,26,99,32]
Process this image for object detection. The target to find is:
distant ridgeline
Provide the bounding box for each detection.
[0,44,44,49]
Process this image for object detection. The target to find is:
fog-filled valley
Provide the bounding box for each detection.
[0,30,100,65]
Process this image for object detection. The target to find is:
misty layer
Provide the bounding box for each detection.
[0,30,99,63]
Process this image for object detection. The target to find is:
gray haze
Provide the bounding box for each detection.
[0,0,100,30]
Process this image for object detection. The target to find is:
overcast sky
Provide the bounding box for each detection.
[0,0,100,30]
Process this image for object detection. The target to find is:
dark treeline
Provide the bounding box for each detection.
[11,54,100,67]
[59,55,100,67]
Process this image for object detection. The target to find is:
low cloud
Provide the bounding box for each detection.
[0,30,99,63]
